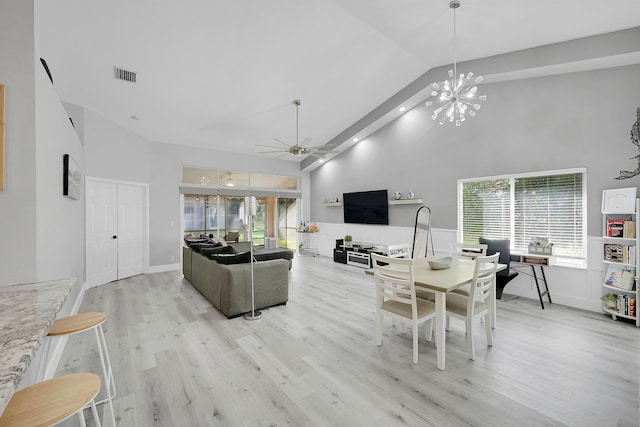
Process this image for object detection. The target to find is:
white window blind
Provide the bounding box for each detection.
[460,170,586,259]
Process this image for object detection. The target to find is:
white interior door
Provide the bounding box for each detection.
[86,180,118,286]
[86,178,147,287]
[117,184,144,280]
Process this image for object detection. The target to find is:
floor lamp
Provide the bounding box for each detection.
[244,196,262,320]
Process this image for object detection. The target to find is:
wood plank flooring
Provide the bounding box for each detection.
[56,255,640,426]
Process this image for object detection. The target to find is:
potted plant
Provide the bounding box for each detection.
[344,235,352,247]
[298,242,304,253]
[601,293,618,310]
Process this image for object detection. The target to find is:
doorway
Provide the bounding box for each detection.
[86,178,148,287]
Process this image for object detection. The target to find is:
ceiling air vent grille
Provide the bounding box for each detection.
[113,66,136,83]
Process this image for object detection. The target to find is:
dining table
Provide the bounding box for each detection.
[413,257,505,370]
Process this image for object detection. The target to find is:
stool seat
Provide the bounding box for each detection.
[0,373,100,427]
[48,312,107,336]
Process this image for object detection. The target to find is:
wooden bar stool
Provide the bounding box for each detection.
[0,373,102,427]
[48,312,116,425]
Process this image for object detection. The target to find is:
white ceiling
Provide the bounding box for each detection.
[38,0,640,166]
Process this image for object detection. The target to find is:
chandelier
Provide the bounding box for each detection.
[425,0,486,126]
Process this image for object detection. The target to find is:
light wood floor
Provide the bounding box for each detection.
[56,255,640,427]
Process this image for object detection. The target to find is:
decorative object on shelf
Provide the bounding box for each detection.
[528,237,554,255]
[601,293,618,309]
[425,0,486,126]
[393,191,402,200]
[614,107,640,180]
[344,235,352,247]
[297,221,318,232]
[407,189,414,199]
[256,99,338,158]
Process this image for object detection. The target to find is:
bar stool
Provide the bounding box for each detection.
[0,373,102,427]
[47,312,116,425]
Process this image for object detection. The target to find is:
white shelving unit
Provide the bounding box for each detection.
[388,198,423,205]
[601,196,640,327]
[321,202,343,207]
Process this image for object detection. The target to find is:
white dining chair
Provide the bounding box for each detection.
[444,253,499,360]
[371,253,436,364]
[449,243,488,297]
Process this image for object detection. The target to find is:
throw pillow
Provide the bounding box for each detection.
[201,245,237,257]
[210,251,254,265]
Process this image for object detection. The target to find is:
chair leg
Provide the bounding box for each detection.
[412,321,419,364]
[466,319,475,360]
[376,310,383,346]
[90,398,103,427]
[484,314,493,347]
[425,319,433,342]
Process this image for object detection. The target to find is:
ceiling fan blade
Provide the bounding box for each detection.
[273,138,292,148]
[258,150,290,154]
[256,144,285,149]
[298,137,313,147]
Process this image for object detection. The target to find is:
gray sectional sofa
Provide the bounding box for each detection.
[183,245,290,318]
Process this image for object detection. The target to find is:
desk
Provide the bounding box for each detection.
[511,252,555,309]
[0,279,75,415]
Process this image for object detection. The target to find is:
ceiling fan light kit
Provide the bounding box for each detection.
[425,0,486,126]
[257,99,337,158]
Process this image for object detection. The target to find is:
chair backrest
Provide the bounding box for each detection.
[450,243,488,259]
[479,238,512,273]
[371,253,418,315]
[467,253,500,314]
[226,231,240,242]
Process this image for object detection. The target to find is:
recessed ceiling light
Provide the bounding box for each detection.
[130,115,139,120]
[399,107,406,112]
[352,138,359,142]
[319,158,324,164]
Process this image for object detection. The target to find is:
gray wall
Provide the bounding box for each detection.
[0,0,85,298]
[310,64,640,237]
[77,108,308,267]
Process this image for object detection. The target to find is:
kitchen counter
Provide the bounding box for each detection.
[0,278,75,415]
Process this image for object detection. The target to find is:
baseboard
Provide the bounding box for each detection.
[148,263,181,274]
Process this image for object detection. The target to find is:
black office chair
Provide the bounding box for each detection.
[479,238,519,299]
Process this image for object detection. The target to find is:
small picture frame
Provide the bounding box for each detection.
[63,154,81,200]
[602,188,637,213]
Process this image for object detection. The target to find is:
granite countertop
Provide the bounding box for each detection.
[0,278,75,415]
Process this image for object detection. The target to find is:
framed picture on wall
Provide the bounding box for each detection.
[63,153,81,200]
[602,188,637,213]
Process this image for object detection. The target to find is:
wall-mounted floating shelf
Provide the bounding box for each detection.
[389,198,423,205]
[321,202,343,207]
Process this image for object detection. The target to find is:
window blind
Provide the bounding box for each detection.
[460,170,585,259]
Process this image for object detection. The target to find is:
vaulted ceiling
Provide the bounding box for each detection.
[38,1,640,169]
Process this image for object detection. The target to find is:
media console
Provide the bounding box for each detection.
[332,240,410,269]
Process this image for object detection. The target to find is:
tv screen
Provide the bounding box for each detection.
[343,190,389,225]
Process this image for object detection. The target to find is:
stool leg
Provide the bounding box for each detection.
[94,325,116,426]
[77,406,87,427]
[90,398,103,427]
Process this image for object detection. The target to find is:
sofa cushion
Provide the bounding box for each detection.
[210,251,254,265]
[201,245,237,257]
[189,242,218,253]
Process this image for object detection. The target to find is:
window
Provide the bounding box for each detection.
[459,169,586,261]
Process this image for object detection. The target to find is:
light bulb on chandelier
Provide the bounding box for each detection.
[425,0,486,126]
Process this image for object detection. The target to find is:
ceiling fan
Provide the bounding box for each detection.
[257,99,338,158]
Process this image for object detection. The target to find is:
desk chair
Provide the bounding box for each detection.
[479,238,519,299]
[445,253,499,360]
[371,254,436,364]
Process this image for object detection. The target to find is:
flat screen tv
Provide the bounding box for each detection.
[343,190,389,225]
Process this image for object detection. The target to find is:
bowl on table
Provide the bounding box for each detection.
[428,256,453,270]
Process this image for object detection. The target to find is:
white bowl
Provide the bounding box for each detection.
[428,256,453,270]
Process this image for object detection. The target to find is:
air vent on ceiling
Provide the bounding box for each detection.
[113,66,136,83]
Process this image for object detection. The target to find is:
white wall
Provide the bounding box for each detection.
[0,0,38,284]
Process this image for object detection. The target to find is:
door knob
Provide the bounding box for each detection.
[112,235,117,239]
